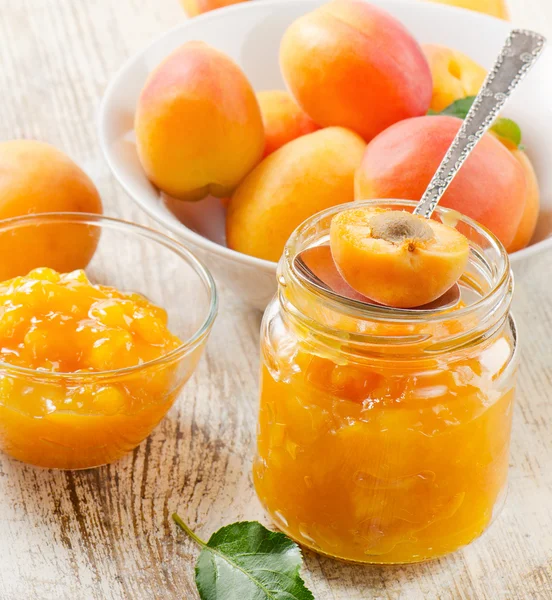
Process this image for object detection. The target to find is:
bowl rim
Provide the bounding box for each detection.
[0,212,218,382]
[98,0,552,271]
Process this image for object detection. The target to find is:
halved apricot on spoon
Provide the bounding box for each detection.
[329,207,470,308]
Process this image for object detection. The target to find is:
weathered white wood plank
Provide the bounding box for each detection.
[0,0,550,599]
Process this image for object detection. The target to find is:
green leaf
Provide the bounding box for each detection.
[436,96,476,119]
[173,514,315,600]
[428,96,523,147]
[491,117,522,147]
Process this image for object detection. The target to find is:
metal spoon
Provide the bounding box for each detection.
[295,29,546,312]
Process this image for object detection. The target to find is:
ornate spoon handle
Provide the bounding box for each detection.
[414,29,546,219]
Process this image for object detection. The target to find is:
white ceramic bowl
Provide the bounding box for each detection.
[99,0,552,311]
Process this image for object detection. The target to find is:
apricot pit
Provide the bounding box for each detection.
[369,211,435,246]
[330,207,470,308]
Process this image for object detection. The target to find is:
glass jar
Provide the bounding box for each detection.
[254,200,518,564]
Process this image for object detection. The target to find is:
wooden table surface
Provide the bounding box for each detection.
[0,1,551,598]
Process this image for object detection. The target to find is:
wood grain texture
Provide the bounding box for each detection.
[0,0,551,598]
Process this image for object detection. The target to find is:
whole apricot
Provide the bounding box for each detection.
[427,0,508,19]
[423,44,487,112]
[355,116,527,249]
[280,0,432,141]
[330,207,470,308]
[135,42,264,201]
[257,90,320,157]
[508,150,540,253]
[180,0,249,17]
[489,133,540,253]
[227,127,366,262]
[0,140,102,280]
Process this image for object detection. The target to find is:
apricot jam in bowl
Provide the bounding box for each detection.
[0,213,217,469]
[254,199,518,564]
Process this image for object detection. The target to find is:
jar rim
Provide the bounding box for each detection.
[283,199,510,322]
[279,200,513,355]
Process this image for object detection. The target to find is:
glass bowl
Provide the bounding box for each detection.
[0,213,217,469]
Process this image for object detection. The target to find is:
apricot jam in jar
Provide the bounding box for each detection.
[254,200,518,564]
